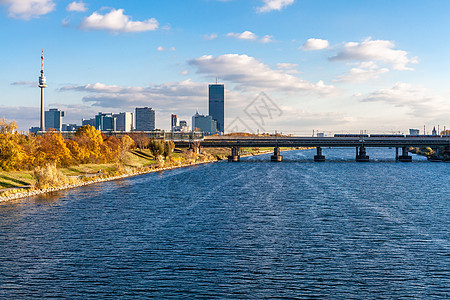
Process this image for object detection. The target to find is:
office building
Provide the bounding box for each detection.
[45,108,64,131]
[209,84,224,133]
[192,112,217,134]
[95,112,116,131]
[135,107,155,131]
[114,112,133,132]
[82,118,96,127]
[409,129,420,135]
[171,114,178,131]
[62,124,78,132]
[173,120,190,132]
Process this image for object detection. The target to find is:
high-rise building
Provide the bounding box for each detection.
[95,112,116,131]
[114,112,133,132]
[192,112,217,134]
[208,84,224,133]
[45,108,64,131]
[171,114,178,131]
[135,107,155,131]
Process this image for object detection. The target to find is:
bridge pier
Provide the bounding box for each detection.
[398,146,412,162]
[356,146,370,162]
[271,147,283,162]
[314,147,325,162]
[228,147,240,162]
[395,147,399,161]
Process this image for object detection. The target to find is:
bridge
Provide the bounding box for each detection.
[174,136,450,162]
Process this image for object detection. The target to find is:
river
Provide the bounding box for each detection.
[0,148,449,298]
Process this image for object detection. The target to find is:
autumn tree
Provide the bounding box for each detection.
[163,141,175,159]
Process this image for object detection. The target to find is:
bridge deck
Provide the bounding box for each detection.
[174,136,450,148]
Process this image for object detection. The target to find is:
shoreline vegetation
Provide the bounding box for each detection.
[0,119,297,202]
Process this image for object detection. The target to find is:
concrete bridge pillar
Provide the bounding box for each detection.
[314,147,325,162]
[395,147,399,161]
[228,147,240,162]
[271,147,283,162]
[356,146,370,162]
[398,146,412,162]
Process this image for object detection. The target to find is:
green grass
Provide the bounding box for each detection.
[0,171,34,189]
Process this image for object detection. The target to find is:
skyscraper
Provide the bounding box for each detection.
[171,114,178,131]
[192,112,217,135]
[45,108,64,131]
[95,112,116,131]
[135,107,155,131]
[114,112,133,131]
[208,84,224,133]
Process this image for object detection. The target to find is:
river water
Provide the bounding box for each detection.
[0,148,449,298]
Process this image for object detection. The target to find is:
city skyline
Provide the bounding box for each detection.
[1,0,449,133]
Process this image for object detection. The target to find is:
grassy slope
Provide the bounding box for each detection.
[0,147,297,190]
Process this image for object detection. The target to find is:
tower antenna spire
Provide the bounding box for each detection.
[41,49,44,72]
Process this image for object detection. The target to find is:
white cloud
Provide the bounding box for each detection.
[257,0,295,13]
[60,80,206,110]
[361,82,449,117]
[66,1,87,12]
[157,46,175,52]
[189,54,336,95]
[227,31,257,41]
[260,35,274,43]
[301,38,329,51]
[11,80,37,87]
[80,8,159,33]
[331,38,418,70]
[0,0,55,20]
[333,61,389,83]
[204,33,218,40]
[227,31,274,43]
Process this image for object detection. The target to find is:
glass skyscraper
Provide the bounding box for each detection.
[208,84,224,133]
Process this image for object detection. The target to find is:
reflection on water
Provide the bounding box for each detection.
[0,148,448,298]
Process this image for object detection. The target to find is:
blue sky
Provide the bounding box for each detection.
[1,0,449,134]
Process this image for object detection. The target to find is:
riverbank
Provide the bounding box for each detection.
[0,147,294,202]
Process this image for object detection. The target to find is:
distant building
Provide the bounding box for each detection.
[192,112,217,134]
[95,112,116,131]
[317,132,325,137]
[29,126,40,134]
[432,126,437,136]
[173,119,190,132]
[45,108,64,131]
[135,107,155,131]
[82,118,96,127]
[62,124,78,132]
[209,84,224,133]
[171,114,178,131]
[114,112,133,132]
[409,129,420,135]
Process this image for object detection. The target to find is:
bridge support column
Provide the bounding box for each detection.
[356,146,370,162]
[395,147,399,161]
[444,146,450,160]
[398,146,412,162]
[314,147,325,162]
[228,147,240,162]
[271,147,283,162]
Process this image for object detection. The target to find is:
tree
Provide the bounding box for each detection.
[36,132,72,166]
[74,125,103,162]
[163,141,175,159]
[149,140,164,158]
